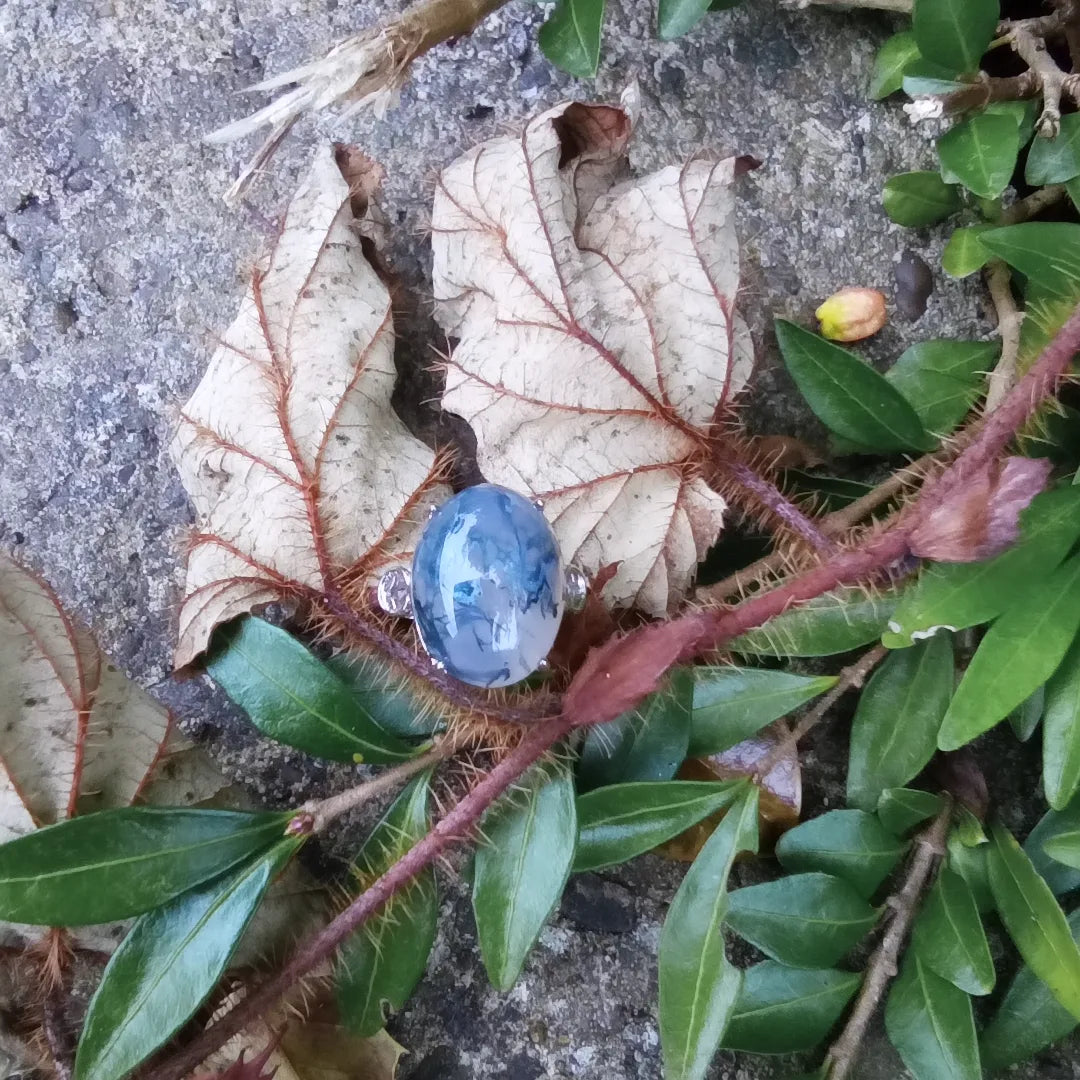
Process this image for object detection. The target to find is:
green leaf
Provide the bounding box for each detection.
[912,0,999,74]
[870,31,921,100]
[722,963,860,1054]
[775,809,906,898]
[884,954,981,1080]
[775,320,935,453]
[338,772,437,1036]
[725,872,878,968]
[1025,796,1080,895]
[573,780,744,873]
[782,470,875,511]
[985,99,1041,148]
[75,840,297,1080]
[980,907,1080,1071]
[688,667,837,756]
[1068,175,1080,213]
[659,784,759,1080]
[733,586,899,658]
[0,807,287,926]
[657,0,710,40]
[328,653,442,738]
[942,226,993,278]
[911,868,994,995]
[988,822,1080,1021]
[883,171,963,228]
[947,830,994,913]
[979,222,1080,299]
[886,340,996,437]
[1044,637,1080,810]
[207,618,418,764]
[938,552,1080,750]
[877,788,945,835]
[847,635,954,811]
[1008,685,1045,742]
[472,763,576,990]
[538,0,605,78]
[937,113,1020,199]
[1026,113,1080,185]
[883,486,1080,648]
[578,669,692,788]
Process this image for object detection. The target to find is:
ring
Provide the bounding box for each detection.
[376,484,588,688]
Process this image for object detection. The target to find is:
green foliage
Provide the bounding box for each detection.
[882,172,962,228]
[688,667,837,756]
[911,0,998,74]
[1045,639,1080,809]
[947,831,994,914]
[1026,113,1080,185]
[774,320,935,453]
[573,780,743,872]
[0,807,287,926]
[937,113,1020,199]
[846,635,953,811]
[942,225,992,278]
[659,784,758,1080]
[208,617,420,763]
[538,0,605,78]
[1025,796,1080,896]
[1009,686,1045,743]
[338,772,437,1036]
[75,840,298,1080]
[725,872,878,968]
[472,763,576,990]
[877,788,945,835]
[657,0,713,41]
[776,809,905,898]
[869,31,921,99]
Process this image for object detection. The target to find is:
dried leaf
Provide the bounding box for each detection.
[171,143,446,667]
[431,102,753,616]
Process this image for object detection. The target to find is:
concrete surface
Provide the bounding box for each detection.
[0,0,1065,1076]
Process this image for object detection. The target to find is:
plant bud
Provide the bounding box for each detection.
[815,287,888,342]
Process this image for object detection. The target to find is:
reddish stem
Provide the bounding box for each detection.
[724,459,837,554]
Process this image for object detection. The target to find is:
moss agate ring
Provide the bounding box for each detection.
[376,484,587,688]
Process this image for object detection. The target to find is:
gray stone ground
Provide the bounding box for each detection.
[0,0,1073,1077]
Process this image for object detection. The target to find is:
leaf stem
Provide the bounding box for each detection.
[984,260,1023,411]
[823,799,953,1080]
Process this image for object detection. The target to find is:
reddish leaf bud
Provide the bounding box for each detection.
[815,287,888,342]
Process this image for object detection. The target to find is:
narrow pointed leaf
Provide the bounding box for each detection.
[937,113,1020,199]
[947,831,993,913]
[870,31,921,99]
[775,320,935,453]
[722,963,860,1054]
[988,823,1080,1021]
[877,788,945,836]
[912,0,999,73]
[473,763,576,990]
[726,872,878,968]
[659,783,759,1080]
[1009,685,1045,742]
[1044,637,1080,810]
[1025,797,1080,896]
[688,667,837,756]
[573,780,744,872]
[1026,113,1080,185]
[75,839,298,1080]
[207,618,418,764]
[883,172,962,228]
[0,807,287,926]
[847,635,953,810]
[942,226,992,279]
[979,222,1080,298]
[911,868,994,995]
[538,0,605,78]
[775,809,905,898]
[938,552,1080,750]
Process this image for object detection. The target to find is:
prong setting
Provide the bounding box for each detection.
[376,566,414,618]
[563,566,589,613]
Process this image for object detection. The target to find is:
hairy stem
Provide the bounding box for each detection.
[824,800,953,1080]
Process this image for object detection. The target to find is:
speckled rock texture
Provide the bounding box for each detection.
[0,0,1066,1077]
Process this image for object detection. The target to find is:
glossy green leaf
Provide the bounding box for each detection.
[947,830,993,913]
[775,320,934,453]
[912,0,998,73]
[1025,796,1080,896]
[979,222,1080,299]
[733,586,899,658]
[659,784,758,1080]
[883,171,963,228]
[847,635,954,811]
[207,618,417,763]
[726,872,878,968]
[870,31,921,99]
[338,772,437,1035]
[657,0,710,39]
[937,113,1020,199]
[942,226,993,278]
[985,99,1041,148]
[1008,685,1045,742]
[1026,113,1080,185]
[687,667,837,756]
[911,868,994,996]
[578,669,692,788]
[0,807,286,926]
[473,763,576,990]
[776,809,906,898]
[75,840,297,1080]
[883,486,1080,648]
[1044,637,1080,810]
[328,653,441,738]
[885,340,996,437]
[538,0,605,78]
[877,788,945,836]
[573,780,744,872]
[938,552,1080,750]
[988,822,1080,1021]
[885,954,981,1080]
[722,963,860,1054]
[980,908,1080,1071]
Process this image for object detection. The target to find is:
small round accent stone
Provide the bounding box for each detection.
[410,484,564,688]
